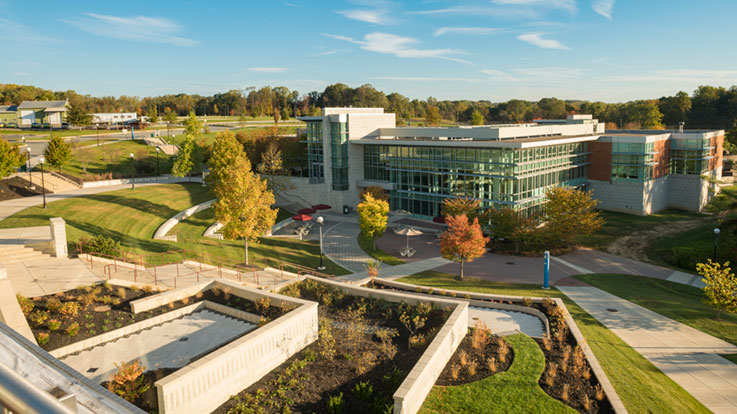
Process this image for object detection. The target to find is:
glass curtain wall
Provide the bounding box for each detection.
[305,121,324,183]
[331,122,349,191]
[364,143,588,218]
[670,138,714,175]
[610,141,656,181]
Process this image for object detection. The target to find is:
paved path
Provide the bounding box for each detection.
[61,309,256,384]
[559,285,737,414]
[468,306,544,337]
[322,220,372,273]
[337,257,451,283]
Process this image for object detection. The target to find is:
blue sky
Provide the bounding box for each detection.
[1,0,736,102]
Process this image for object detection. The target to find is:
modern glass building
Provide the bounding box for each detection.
[293,108,724,217]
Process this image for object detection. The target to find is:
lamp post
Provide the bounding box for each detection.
[129,153,135,190]
[713,228,720,261]
[155,147,160,176]
[317,216,325,270]
[25,147,33,188]
[39,157,46,208]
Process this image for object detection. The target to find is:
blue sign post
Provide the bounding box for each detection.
[543,250,550,289]
[131,126,135,141]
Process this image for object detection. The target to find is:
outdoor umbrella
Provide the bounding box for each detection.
[291,214,313,222]
[393,226,423,250]
[312,204,331,211]
[297,208,317,215]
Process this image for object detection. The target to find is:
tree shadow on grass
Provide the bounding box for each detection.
[68,220,173,256]
[81,194,180,219]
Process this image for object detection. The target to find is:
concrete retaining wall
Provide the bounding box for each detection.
[81,175,202,189]
[0,265,37,344]
[203,221,223,239]
[153,199,215,241]
[154,287,318,414]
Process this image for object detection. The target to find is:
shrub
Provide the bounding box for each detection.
[66,322,80,337]
[29,310,49,327]
[16,294,34,316]
[318,318,336,360]
[486,357,497,373]
[471,321,491,350]
[450,363,461,380]
[369,395,394,414]
[58,302,80,319]
[130,285,140,292]
[583,394,592,411]
[326,392,345,414]
[142,285,153,293]
[36,332,50,345]
[466,359,478,376]
[79,235,122,257]
[117,287,126,299]
[375,328,398,360]
[302,349,318,362]
[458,350,469,366]
[80,293,96,307]
[194,291,203,299]
[48,319,62,331]
[107,360,150,403]
[498,340,510,364]
[255,297,270,314]
[541,334,552,351]
[464,293,471,300]
[351,381,374,402]
[522,297,533,307]
[223,287,232,301]
[46,297,62,313]
[399,312,426,350]
[561,383,570,402]
[582,366,591,380]
[353,351,377,375]
[595,384,605,401]
[381,367,405,389]
[409,334,427,349]
[181,297,190,305]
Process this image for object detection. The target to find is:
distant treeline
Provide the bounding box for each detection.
[1,83,736,133]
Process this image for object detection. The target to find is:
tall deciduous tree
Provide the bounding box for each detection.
[697,260,737,320]
[146,106,159,124]
[441,196,491,225]
[425,105,441,126]
[440,214,489,280]
[357,193,389,250]
[172,112,202,179]
[66,105,92,126]
[0,139,26,178]
[488,207,537,252]
[162,107,177,138]
[257,142,290,191]
[470,109,484,125]
[208,131,277,265]
[44,136,71,172]
[360,186,389,202]
[542,187,604,248]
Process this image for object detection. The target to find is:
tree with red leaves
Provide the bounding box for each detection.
[440,214,489,280]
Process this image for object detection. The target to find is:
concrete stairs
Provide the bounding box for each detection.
[143,136,179,155]
[18,171,80,193]
[0,245,48,265]
[60,309,256,384]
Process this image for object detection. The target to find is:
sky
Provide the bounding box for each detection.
[1,0,736,102]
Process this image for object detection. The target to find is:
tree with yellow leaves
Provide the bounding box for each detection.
[697,260,737,320]
[357,193,389,250]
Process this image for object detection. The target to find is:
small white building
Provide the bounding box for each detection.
[92,112,137,125]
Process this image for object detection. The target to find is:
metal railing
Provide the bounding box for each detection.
[0,362,76,414]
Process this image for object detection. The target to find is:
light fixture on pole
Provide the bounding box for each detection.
[39,157,46,208]
[317,216,325,270]
[129,153,135,190]
[25,147,33,189]
[713,228,720,261]
[155,147,160,176]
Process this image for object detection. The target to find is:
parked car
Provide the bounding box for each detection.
[31,122,41,128]
[42,122,51,128]
[60,123,70,129]
[6,122,17,128]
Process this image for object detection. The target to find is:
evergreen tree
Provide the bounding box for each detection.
[0,139,26,178]
[44,136,72,172]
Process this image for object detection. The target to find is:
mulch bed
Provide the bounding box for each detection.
[435,329,514,386]
[0,176,42,201]
[24,283,286,352]
[212,279,451,414]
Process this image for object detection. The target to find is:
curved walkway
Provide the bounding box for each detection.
[469,306,545,337]
[322,219,372,273]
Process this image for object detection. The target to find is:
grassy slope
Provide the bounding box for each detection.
[0,184,349,275]
[575,274,737,346]
[398,271,710,414]
[420,334,575,414]
[63,140,174,179]
[357,232,404,266]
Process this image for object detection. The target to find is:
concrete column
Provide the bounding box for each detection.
[49,217,68,258]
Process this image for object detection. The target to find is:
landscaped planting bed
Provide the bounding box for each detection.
[213,278,452,414]
[435,324,514,386]
[371,281,614,414]
[18,282,286,352]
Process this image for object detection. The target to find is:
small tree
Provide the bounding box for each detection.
[441,196,491,225]
[209,131,277,265]
[425,105,441,126]
[66,105,92,126]
[697,260,737,320]
[542,187,604,248]
[359,185,389,202]
[162,107,177,138]
[44,136,72,172]
[357,193,389,250]
[470,109,484,125]
[0,138,26,178]
[171,135,194,179]
[257,142,290,191]
[146,106,159,124]
[440,214,489,280]
[107,360,150,403]
[488,206,537,252]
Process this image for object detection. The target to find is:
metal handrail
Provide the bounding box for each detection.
[0,362,76,414]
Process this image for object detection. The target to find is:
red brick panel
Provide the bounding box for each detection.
[653,139,670,179]
[587,141,611,181]
[709,133,724,171]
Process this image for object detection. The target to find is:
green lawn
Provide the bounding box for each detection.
[357,232,404,266]
[574,274,737,346]
[420,334,575,414]
[0,184,348,275]
[61,140,175,181]
[579,208,700,250]
[722,354,737,364]
[398,271,711,414]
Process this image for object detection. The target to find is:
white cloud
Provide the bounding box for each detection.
[64,13,198,47]
[248,67,287,73]
[492,0,577,14]
[323,32,472,65]
[514,67,584,80]
[434,27,502,36]
[608,69,737,83]
[517,33,570,50]
[338,9,390,25]
[12,71,29,76]
[481,69,519,82]
[592,0,615,20]
[374,76,483,82]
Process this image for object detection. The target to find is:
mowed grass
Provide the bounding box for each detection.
[398,271,711,414]
[575,274,737,346]
[579,208,700,250]
[420,334,575,414]
[61,140,175,180]
[357,232,404,266]
[169,207,349,275]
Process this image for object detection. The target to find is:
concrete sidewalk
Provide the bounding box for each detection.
[337,256,451,283]
[559,285,737,413]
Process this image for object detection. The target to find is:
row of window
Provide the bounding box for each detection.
[331,122,349,191]
[305,121,324,183]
